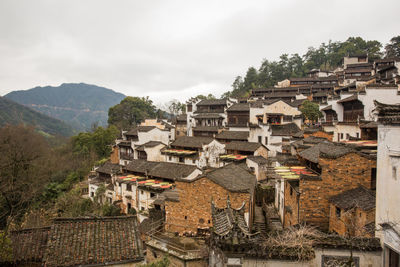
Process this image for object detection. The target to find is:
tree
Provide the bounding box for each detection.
[0,125,52,228]
[195,94,216,100]
[166,99,185,115]
[108,96,157,130]
[385,35,400,58]
[299,100,323,123]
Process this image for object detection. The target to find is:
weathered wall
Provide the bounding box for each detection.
[299,153,376,231]
[283,180,299,228]
[146,246,206,267]
[165,178,251,234]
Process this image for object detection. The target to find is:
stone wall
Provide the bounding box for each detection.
[146,246,206,267]
[298,153,376,231]
[165,178,251,234]
[110,146,120,164]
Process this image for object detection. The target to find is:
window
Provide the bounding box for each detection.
[126,184,132,191]
[179,157,184,163]
[258,136,262,143]
[168,156,172,161]
[208,220,211,224]
[371,168,377,190]
[346,133,350,140]
[150,192,155,198]
[127,203,131,211]
[187,105,192,112]
[192,159,196,164]
[90,192,94,197]
[340,133,344,139]
[336,207,341,218]
[265,137,268,145]
[356,132,360,139]
[290,187,293,196]
[141,190,144,195]
[184,216,187,220]
[141,207,145,211]
[199,218,205,224]
[393,166,397,180]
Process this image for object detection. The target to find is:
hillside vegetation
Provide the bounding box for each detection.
[0,96,74,136]
[5,83,125,131]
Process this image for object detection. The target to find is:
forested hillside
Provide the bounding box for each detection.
[223,36,400,98]
[5,83,125,131]
[0,96,74,136]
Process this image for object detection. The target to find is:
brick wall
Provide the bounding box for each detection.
[284,180,299,228]
[164,178,251,234]
[298,153,376,231]
[110,146,119,164]
[329,204,375,237]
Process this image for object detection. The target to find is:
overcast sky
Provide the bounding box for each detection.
[0,0,399,106]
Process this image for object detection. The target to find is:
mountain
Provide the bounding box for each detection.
[5,83,126,131]
[0,96,75,136]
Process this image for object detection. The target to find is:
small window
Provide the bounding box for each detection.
[199,218,205,224]
[141,207,145,211]
[90,192,94,197]
[340,133,344,139]
[192,159,196,164]
[265,137,268,145]
[393,167,397,180]
[184,216,187,220]
[141,190,144,195]
[336,207,341,218]
[208,220,211,224]
[179,157,184,163]
[126,184,132,191]
[346,133,350,140]
[356,132,360,139]
[168,156,172,161]
[258,136,262,143]
[290,187,293,196]
[150,192,155,198]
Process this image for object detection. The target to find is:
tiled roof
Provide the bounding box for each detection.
[226,103,250,112]
[225,141,264,152]
[270,123,301,136]
[344,68,373,74]
[11,227,51,264]
[247,155,268,164]
[288,99,307,107]
[366,83,398,89]
[216,131,249,141]
[374,100,400,124]
[196,99,227,106]
[346,62,373,68]
[329,186,375,211]
[170,136,214,148]
[126,159,199,180]
[374,57,400,63]
[96,162,121,175]
[298,142,354,163]
[192,126,220,132]
[321,105,332,111]
[125,126,156,136]
[161,188,180,202]
[192,113,224,119]
[205,163,256,193]
[135,141,165,151]
[44,216,143,267]
[176,114,187,122]
[337,94,359,103]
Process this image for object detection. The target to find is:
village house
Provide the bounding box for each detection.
[215,130,249,143]
[186,98,235,137]
[328,186,376,237]
[172,113,188,137]
[282,142,377,231]
[226,102,250,129]
[163,163,256,235]
[374,101,400,266]
[163,136,226,168]
[115,159,202,219]
[88,161,120,203]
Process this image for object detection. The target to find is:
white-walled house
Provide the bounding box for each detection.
[374,101,400,266]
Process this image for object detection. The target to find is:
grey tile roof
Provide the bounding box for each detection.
[192,126,220,132]
[126,159,200,180]
[125,126,157,135]
[216,131,249,141]
[11,227,51,264]
[44,216,143,267]
[192,113,224,119]
[337,94,358,103]
[329,186,375,211]
[374,100,400,124]
[226,103,250,112]
[270,123,301,136]
[170,136,214,148]
[196,99,227,106]
[298,142,354,163]
[135,141,165,151]
[205,163,256,193]
[247,155,268,164]
[96,162,121,175]
[225,141,264,152]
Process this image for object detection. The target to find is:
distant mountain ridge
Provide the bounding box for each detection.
[5,83,126,131]
[0,96,75,136]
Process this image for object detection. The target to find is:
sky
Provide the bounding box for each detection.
[0,0,399,106]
